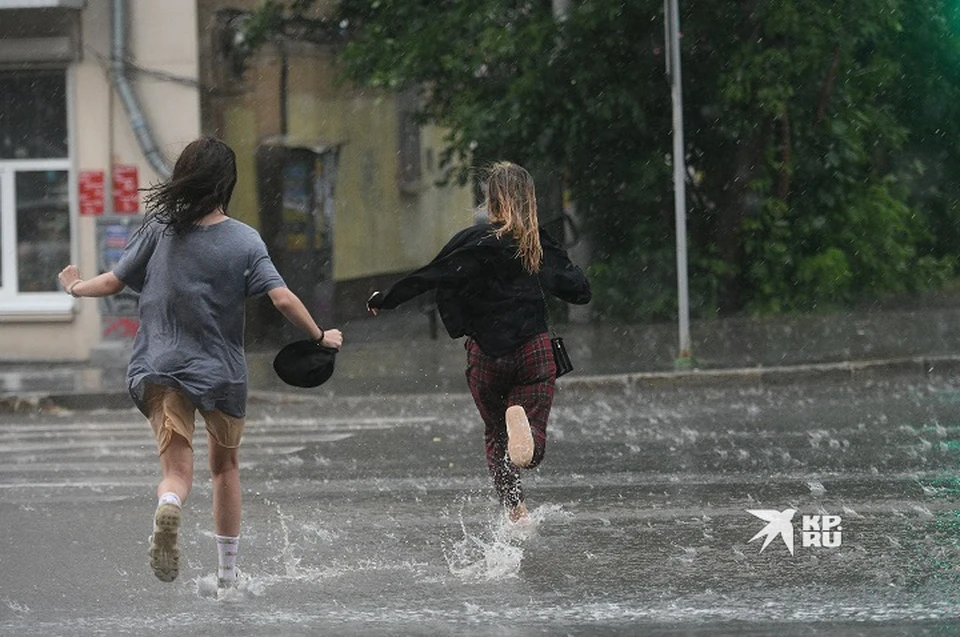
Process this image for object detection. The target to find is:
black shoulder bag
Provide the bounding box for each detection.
[538,278,574,378]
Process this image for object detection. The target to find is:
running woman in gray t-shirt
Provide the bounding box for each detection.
[58,137,343,587]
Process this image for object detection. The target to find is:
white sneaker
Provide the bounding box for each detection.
[506,405,533,467]
[149,503,181,582]
[217,569,242,590]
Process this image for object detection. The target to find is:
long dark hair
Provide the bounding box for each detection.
[142,137,237,235]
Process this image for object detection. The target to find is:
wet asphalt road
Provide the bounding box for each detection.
[3,375,960,636]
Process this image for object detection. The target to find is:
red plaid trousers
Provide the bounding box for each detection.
[465,332,556,507]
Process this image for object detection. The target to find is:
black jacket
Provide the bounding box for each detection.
[368,222,591,357]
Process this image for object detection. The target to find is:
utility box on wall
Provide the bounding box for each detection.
[253,139,339,345]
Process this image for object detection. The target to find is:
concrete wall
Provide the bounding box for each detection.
[285,64,472,280]
[197,0,473,288]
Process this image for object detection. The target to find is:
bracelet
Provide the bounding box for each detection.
[67,280,82,298]
[316,328,325,345]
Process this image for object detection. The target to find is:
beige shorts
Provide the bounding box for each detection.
[144,384,245,455]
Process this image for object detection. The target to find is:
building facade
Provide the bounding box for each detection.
[0,0,473,362]
[0,0,201,361]
[196,0,473,341]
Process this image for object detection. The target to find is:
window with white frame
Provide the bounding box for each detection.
[0,69,72,315]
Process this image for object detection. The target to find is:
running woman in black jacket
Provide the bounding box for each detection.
[367,161,591,524]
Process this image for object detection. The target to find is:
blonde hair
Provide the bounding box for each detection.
[484,161,542,273]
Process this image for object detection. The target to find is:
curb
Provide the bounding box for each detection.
[560,355,960,393]
[4,355,960,414]
[0,391,134,414]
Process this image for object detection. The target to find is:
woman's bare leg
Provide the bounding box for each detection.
[208,431,241,536]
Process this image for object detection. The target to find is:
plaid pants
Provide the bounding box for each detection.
[465,332,556,508]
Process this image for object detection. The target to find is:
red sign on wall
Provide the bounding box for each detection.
[113,164,139,214]
[78,170,105,216]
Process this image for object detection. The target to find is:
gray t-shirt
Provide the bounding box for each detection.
[114,217,285,418]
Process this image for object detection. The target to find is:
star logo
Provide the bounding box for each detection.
[747,509,796,555]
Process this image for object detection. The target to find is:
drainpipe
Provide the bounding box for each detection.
[111,0,173,179]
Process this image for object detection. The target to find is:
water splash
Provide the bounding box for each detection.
[3,597,30,614]
[806,480,826,496]
[445,532,523,581]
[527,502,571,525]
[442,498,525,581]
[193,572,266,601]
[441,500,570,580]
[261,497,302,577]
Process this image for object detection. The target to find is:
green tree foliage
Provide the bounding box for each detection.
[245,0,960,320]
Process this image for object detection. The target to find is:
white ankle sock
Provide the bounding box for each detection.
[216,535,239,581]
[158,492,182,509]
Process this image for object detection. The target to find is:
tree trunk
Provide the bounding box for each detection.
[714,134,764,314]
[778,105,791,200]
[815,44,841,126]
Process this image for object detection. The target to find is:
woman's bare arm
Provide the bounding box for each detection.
[268,286,343,349]
[58,265,126,298]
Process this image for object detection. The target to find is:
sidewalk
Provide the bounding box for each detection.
[5,304,960,411]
